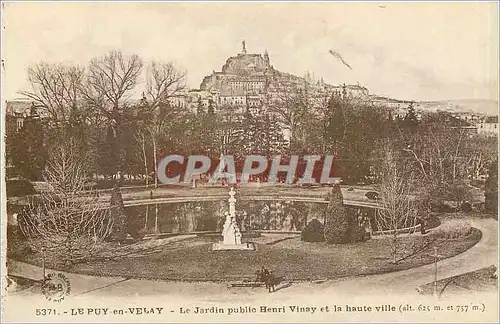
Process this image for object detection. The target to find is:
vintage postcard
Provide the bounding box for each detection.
[1,2,498,323]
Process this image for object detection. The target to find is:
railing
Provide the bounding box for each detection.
[121,195,384,209]
[372,223,422,236]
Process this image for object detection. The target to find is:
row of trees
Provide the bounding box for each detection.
[6,51,186,186]
[6,50,497,196]
[6,51,292,186]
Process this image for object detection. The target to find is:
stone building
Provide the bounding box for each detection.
[187,41,366,115]
[477,116,498,136]
[4,100,33,132]
[198,41,275,114]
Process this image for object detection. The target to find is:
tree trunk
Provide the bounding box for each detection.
[154,203,159,234]
[474,155,481,179]
[153,135,158,188]
[392,235,397,264]
[141,134,149,187]
[452,130,464,181]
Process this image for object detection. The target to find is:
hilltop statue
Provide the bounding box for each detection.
[242,40,247,54]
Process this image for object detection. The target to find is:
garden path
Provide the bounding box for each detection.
[6,217,497,302]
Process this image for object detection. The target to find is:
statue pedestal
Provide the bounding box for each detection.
[212,213,256,251]
[211,187,256,251]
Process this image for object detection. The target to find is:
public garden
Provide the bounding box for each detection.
[7,182,489,287]
[5,50,498,296]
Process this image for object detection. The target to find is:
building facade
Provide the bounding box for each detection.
[476,116,499,136]
[170,41,370,117]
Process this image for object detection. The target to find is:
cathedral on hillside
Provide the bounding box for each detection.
[170,41,369,115]
[199,41,271,111]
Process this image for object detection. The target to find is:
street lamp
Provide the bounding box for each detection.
[41,247,46,285]
[428,246,443,297]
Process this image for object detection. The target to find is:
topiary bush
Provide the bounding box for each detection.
[324,184,349,244]
[301,219,325,242]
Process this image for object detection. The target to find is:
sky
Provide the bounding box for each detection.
[2,2,499,102]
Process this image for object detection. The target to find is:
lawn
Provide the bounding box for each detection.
[34,228,482,282]
[417,265,498,296]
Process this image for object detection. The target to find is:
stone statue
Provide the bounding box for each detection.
[235,227,242,245]
[212,186,255,250]
[242,40,247,54]
[222,211,236,245]
[221,187,240,245]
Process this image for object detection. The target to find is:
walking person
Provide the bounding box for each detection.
[255,268,261,283]
[260,266,269,289]
[267,270,276,293]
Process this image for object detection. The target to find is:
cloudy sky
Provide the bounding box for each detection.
[2,2,498,102]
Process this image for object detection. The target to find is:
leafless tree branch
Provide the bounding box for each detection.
[19,139,114,266]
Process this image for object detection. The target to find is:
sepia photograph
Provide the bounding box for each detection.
[1,2,498,323]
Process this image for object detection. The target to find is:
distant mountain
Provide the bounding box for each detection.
[417,99,498,116]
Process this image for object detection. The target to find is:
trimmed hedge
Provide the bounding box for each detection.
[6,179,36,197]
[324,184,349,244]
[301,219,325,242]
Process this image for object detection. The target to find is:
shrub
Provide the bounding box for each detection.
[434,219,473,240]
[346,218,369,242]
[6,225,32,259]
[421,214,441,230]
[365,191,379,200]
[428,201,456,213]
[324,185,349,244]
[6,179,36,197]
[127,215,146,241]
[301,219,325,242]
[460,201,472,212]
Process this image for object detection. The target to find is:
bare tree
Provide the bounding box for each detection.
[266,77,332,152]
[400,113,475,207]
[141,61,186,187]
[84,51,143,114]
[144,61,186,109]
[464,134,497,180]
[375,146,420,264]
[217,104,245,155]
[266,79,310,147]
[20,63,86,122]
[80,50,143,177]
[134,129,150,186]
[19,139,113,267]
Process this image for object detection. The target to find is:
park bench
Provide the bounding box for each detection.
[225,274,265,288]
